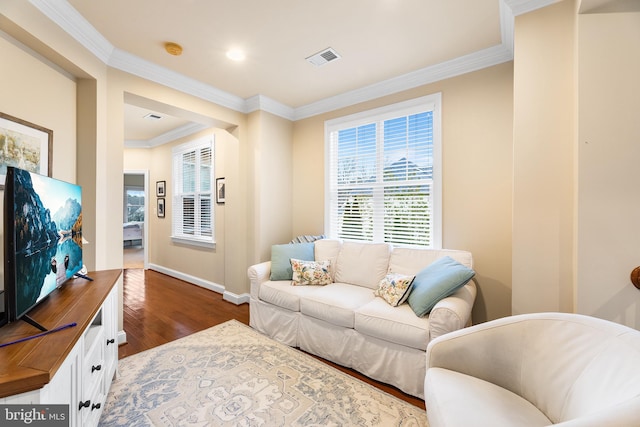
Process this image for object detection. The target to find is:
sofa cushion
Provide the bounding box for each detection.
[334,242,391,289]
[425,368,551,427]
[314,239,342,281]
[374,273,414,307]
[300,283,375,328]
[407,256,476,317]
[259,280,323,312]
[389,248,473,275]
[270,242,315,280]
[291,259,332,286]
[355,298,430,350]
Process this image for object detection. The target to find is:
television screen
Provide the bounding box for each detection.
[4,166,82,322]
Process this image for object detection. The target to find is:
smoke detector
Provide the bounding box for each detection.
[164,42,183,56]
[306,47,341,67]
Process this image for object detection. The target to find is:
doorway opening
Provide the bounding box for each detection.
[124,170,149,269]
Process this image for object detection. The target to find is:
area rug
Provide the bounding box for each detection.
[99,320,427,426]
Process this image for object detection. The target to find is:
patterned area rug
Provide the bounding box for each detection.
[99,320,427,426]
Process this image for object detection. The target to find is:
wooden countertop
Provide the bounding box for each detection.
[0,269,121,398]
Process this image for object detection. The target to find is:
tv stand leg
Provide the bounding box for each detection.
[22,315,47,332]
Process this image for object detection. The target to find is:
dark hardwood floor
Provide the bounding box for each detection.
[119,268,425,409]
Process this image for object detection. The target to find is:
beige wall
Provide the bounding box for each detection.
[0,37,77,183]
[248,111,294,261]
[0,33,77,292]
[577,10,640,328]
[292,63,515,323]
[512,0,578,315]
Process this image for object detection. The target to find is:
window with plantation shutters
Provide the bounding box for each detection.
[171,135,215,248]
[325,94,442,248]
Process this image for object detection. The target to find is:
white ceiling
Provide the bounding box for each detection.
[32,0,563,145]
[67,0,503,108]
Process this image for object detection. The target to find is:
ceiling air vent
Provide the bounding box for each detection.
[143,113,162,120]
[306,47,341,67]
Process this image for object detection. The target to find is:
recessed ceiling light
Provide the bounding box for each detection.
[226,49,246,62]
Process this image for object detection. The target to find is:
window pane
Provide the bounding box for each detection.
[337,123,377,184]
[384,112,432,182]
[200,195,212,237]
[125,189,145,222]
[384,184,431,246]
[200,147,212,192]
[182,196,195,235]
[337,188,373,241]
[182,151,196,193]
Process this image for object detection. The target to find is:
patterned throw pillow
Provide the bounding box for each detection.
[290,259,332,286]
[374,273,415,307]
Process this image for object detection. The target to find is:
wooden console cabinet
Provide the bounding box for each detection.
[0,269,121,427]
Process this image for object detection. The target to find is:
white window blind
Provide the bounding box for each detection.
[325,95,441,248]
[172,135,214,247]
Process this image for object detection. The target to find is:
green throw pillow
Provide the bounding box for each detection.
[270,243,315,280]
[407,256,475,317]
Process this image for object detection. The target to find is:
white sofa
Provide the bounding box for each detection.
[424,312,640,426]
[248,239,476,398]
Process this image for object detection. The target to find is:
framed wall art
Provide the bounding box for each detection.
[156,180,166,197]
[216,177,225,204]
[0,112,53,188]
[157,198,165,218]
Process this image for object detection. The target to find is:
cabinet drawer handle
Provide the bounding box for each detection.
[91,364,102,373]
[79,400,91,410]
[106,338,115,345]
[91,403,102,411]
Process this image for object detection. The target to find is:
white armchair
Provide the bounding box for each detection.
[424,312,640,426]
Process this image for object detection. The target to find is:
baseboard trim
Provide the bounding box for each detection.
[223,291,250,305]
[117,330,127,345]
[147,263,250,306]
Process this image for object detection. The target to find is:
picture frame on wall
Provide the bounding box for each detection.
[216,177,225,204]
[157,198,165,218]
[156,180,166,197]
[0,112,53,188]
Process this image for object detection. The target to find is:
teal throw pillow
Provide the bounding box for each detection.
[407,256,475,317]
[270,243,315,280]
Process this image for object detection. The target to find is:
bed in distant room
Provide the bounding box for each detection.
[123,221,144,247]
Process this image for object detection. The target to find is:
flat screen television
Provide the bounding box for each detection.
[3,166,83,330]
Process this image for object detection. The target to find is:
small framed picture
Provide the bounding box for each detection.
[216,177,225,204]
[156,180,166,197]
[157,198,165,218]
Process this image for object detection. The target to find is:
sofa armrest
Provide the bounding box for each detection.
[428,279,477,340]
[247,261,271,299]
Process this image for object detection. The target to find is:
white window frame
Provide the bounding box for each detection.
[171,135,215,248]
[324,94,442,248]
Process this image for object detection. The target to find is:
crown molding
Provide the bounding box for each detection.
[30,0,555,121]
[503,0,560,16]
[29,0,113,63]
[245,95,295,120]
[109,48,246,113]
[293,43,513,120]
